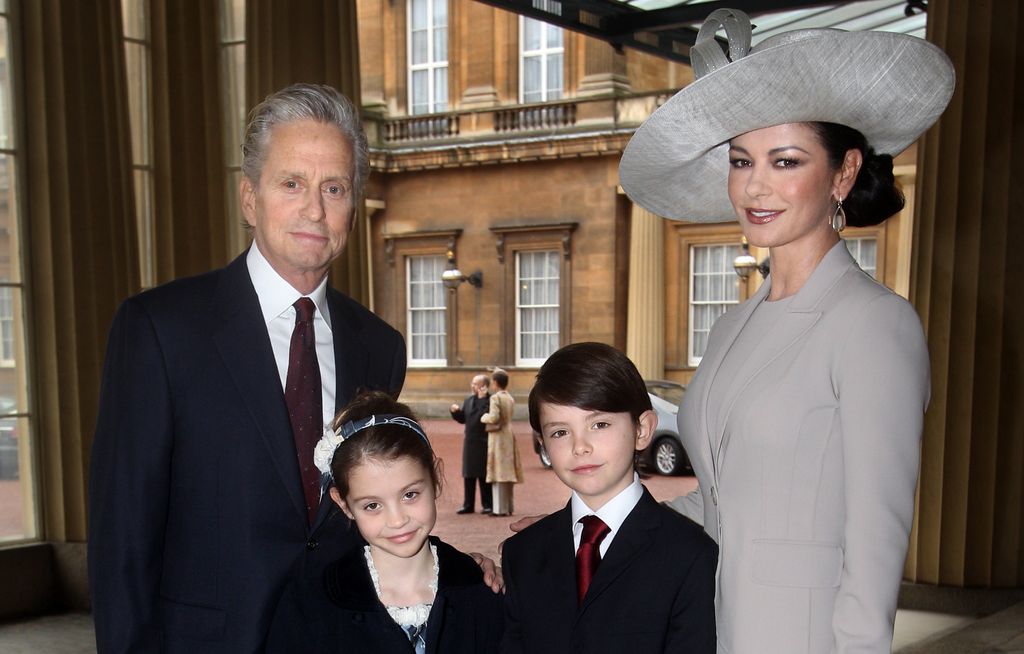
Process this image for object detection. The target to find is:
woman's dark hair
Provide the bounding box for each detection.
[328,391,443,500]
[528,342,652,433]
[809,122,905,227]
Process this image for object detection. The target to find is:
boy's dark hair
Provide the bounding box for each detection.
[528,342,652,433]
[329,390,443,500]
[492,369,509,389]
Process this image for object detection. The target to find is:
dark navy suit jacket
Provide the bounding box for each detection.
[500,487,718,654]
[88,252,406,653]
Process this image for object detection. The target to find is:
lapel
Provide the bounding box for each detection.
[541,504,579,620]
[308,289,369,533]
[577,489,658,618]
[327,287,369,414]
[212,252,306,522]
[695,280,769,475]
[708,241,858,473]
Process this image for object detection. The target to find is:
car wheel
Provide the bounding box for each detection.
[538,442,553,469]
[652,436,685,476]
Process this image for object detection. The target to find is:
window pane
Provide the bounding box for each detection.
[547,23,563,48]
[434,26,447,63]
[547,53,563,99]
[849,237,878,279]
[407,256,446,362]
[0,20,13,150]
[433,0,446,28]
[434,67,447,111]
[523,56,541,100]
[218,0,245,41]
[411,30,428,66]
[523,18,541,51]
[121,0,148,40]
[689,244,741,364]
[219,45,246,167]
[411,0,428,31]
[125,43,151,165]
[411,70,428,114]
[0,156,20,284]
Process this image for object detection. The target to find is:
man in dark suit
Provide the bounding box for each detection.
[449,373,492,514]
[88,83,406,653]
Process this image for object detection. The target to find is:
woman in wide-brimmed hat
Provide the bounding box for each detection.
[620,8,954,653]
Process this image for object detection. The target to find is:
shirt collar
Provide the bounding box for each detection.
[570,472,643,535]
[246,242,332,330]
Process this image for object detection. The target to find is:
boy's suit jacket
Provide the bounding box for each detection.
[88,251,406,653]
[667,241,930,653]
[501,488,717,654]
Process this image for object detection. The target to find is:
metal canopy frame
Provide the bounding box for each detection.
[471,0,925,64]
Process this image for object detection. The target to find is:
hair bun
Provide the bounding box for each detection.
[845,149,904,227]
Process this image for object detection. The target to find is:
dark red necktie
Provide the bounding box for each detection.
[576,515,611,605]
[285,297,322,525]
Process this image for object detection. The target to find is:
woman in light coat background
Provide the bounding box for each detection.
[481,368,523,516]
[619,8,954,653]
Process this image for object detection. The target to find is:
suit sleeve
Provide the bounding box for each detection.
[88,299,173,653]
[665,489,705,527]
[498,543,525,654]
[665,536,718,653]
[481,394,501,425]
[451,400,467,424]
[832,294,929,652]
[385,328,407,398]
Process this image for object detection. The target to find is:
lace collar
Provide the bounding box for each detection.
[363,543,439,627]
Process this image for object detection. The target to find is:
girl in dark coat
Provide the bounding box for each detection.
[268,392,504,653]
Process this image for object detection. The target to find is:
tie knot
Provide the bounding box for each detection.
[579,515,610,547]
[294,297,316,323]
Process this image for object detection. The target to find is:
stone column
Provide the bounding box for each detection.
[904,0,1024,587]
[626,204,665,379]
[576,37,630,97]
[457,0,499,108]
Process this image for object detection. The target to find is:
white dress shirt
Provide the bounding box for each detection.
[570,473,644,557]
[246,243,337,432]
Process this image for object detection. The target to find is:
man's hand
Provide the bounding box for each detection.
[469,552,504,593]
[449,403,459,413]
[509,514,544,533]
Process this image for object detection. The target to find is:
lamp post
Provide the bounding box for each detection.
[440,249,483,363]
[733,237,770,280]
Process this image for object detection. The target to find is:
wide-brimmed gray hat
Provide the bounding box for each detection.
[619,8,955,222]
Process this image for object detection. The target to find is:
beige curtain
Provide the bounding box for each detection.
[906,0,1024,587]
[151,0,229,282]
[21,0,139,542]
[246,0,369,305]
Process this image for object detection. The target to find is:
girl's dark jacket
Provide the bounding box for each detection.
[267,536,504,653]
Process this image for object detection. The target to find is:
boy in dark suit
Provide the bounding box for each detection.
[501,342,716,653]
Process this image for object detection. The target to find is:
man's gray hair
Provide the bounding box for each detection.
[241,83,369,200]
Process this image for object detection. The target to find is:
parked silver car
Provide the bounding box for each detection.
[640,383,692,476]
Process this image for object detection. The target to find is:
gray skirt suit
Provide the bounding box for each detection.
[668,241,930,653]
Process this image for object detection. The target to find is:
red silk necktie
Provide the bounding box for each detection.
[285,297,322,525]
[576,515,611,606]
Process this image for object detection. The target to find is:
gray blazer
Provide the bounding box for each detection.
[668,241,929,653]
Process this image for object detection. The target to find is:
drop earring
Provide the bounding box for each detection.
[830,198,846,232]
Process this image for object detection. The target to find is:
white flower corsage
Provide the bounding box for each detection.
[313,426,344,475]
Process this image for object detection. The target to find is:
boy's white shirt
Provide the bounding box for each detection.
[570,473,643,557]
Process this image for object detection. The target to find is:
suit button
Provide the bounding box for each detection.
[711,486,718,506]
[306,539,318,551]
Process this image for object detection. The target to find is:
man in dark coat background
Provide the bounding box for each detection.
[88,84,406,653]
[449,373,492,514]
